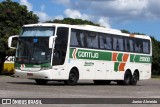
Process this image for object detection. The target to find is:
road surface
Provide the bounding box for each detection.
[0,76,160,107]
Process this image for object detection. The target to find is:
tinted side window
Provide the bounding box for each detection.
[70,29,86,47]
[113,36,124,51]
[99,33,112,50]
[86,31,99,49]
[134,39,143,53]
[143,40,150,54]
[70,31,78,46]
[124,37,134,52]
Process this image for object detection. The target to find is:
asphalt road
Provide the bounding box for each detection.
[0,76,160,107]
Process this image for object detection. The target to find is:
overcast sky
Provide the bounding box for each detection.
[1,0,160,40]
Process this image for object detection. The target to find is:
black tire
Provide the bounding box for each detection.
[123,71,132,85]
[131,71,139,85]
[93,80,111,85]
[35,79,48,85]
[117,71,132,85]
[64,69,79,86]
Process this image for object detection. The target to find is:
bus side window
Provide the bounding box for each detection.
[86,31,99,49]
[125,38,130,52]
[113,36,118,50]
[106,35,112,50]
[99,34,105,49]
[70,31,79,46]
[99,33,112,50]
[86,31,92,48]
[118,37,124,51]
[113,36,124,51]
[134,39,143,53]
[143,40,150,54]
[125,37,134,52]
[92,33,99,49]
[70,29,85,48]
[129,39,134,52]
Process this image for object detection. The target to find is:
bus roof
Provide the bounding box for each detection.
[23,23,151,40]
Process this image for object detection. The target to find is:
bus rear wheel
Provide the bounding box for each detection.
[64,69,79,86]
[35,79,48,85]
[131,71,139,85]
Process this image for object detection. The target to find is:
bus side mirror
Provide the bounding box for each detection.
[8,35,19,49]
[49,36,57,49]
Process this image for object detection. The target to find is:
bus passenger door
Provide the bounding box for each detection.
[95,61,106,79]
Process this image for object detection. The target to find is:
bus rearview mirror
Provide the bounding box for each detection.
[8,35,19,49]
[49,36,57,49]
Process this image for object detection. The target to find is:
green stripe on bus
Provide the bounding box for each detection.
[114,62,119,71]
[99,51,112,61]
[70,48,151,63]
[130,54,152,63]
[130,54,135,62]
[70,48,112,61]
[69,48,74,59]
[117,53,123,61]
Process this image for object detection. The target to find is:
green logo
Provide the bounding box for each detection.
[78,51,99,59]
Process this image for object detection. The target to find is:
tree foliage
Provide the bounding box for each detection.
[0,0,38,74]
[151,37,160,75]
[46,18,100,26]
[121,29,130,34]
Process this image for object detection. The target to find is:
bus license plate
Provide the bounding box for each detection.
[27,73,33,76]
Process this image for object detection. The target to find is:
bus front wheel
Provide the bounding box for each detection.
[64,69,79,86]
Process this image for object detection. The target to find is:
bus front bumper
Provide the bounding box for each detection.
[14,69,53,80]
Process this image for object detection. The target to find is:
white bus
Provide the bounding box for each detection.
[8,23,152,85]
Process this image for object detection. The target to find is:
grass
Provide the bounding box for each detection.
[151,75,160,79]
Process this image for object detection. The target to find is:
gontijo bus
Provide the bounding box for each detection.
[8,23,152,85]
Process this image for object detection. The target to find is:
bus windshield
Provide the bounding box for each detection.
[15,27,55,64]
[21,27,55,37]
[16,37,51,64]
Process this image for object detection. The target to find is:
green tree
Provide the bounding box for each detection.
[0,0,39,74]
[121,29,130,34]
[46,18,100,26]
[151,37,160,75]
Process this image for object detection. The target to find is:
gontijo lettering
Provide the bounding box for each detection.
[78,51,99,59]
